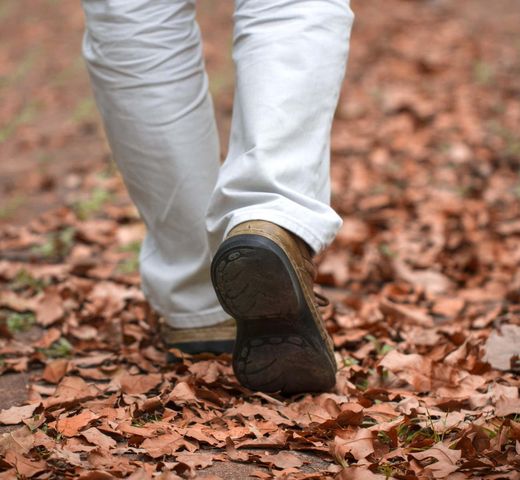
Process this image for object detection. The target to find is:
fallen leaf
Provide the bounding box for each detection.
[117,372,162,395]
[332,428,375,461]
[35,288,64,326]
[0,403,40,426]
[379,299,433,327]
[5,450,46,478]
[225,437,249,461]
[140,434,183,458]
[81,427,117,450]
[431,297,465,318]
[42,358,69,384]
[484,324,520,371]
[336,467,386,479]
[56,409,100,437]
[259,451,303,469]
[44,376,102,408]
[393,260,453,295]
[410,442,461,478]
[175,452,214,469]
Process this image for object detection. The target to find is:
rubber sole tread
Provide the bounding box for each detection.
[211,234,336,395]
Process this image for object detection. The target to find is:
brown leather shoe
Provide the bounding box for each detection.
[210,220,337,394]
[160,318,235,358]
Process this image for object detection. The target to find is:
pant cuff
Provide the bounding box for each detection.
[224,210,338,253]
[160,305,231,329]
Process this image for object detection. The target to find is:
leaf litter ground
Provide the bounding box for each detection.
[0,0,519,479]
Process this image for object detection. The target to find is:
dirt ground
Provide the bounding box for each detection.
[1,0,519,479]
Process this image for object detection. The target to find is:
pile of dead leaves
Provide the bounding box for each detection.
[0,186,518,479]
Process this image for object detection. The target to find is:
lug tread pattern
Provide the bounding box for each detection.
[211,238,336,395]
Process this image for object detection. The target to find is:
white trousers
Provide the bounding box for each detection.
[81,0,354,328]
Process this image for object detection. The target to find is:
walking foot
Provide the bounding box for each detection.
[211,220,337,395]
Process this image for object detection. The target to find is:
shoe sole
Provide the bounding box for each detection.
[211,234,336,395]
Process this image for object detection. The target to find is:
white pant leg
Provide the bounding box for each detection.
[206,0,354,254]
[81,0,228,328]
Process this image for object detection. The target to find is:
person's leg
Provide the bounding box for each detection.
[81,0,228,328]
[206,0,354,254]
[208,0,354,393]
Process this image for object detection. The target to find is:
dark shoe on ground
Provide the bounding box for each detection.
[160,318,235,357]
[210,220,337,395]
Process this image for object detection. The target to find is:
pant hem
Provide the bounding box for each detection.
[161,305,231,329]
[224,210,338,253]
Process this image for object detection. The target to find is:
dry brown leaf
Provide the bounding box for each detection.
[87,447,134,474]
[81,427,117,450]
[333,428,374,461]
[140,433,183,458]
[56,409,100,437]
[0,426,35,456]
[33,327,61,349]
[166,381,197,403]
[318,250,350,286]
[225,437,249,461]
[0,471,17,480]
[35,288,64,326]
[410,442,461,478]
[44,376,102,408]
[226,402,291,425]
[175,452,214,469]
[259,451,304,469]
[42,358,69,384]
[0,403,40,426]
[0,291,38,312]
[127,469,152,480]
[431,297,465,318]
[117,372,162,395]
[484,324,520,371]
[495,394,520,417]
[77,470,116,480]
[336,467,386,479]
[379,349,485,396]
[379,299,433,327]
[4,450,47,478]
[393,260,453,295]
